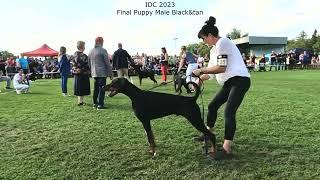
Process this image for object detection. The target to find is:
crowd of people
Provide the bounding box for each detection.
[242,51,320,72]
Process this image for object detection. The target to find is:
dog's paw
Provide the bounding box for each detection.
[148,150,157,157]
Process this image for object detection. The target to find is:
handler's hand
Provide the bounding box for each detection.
[192,69,202,77]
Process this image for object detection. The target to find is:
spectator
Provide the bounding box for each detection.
[258,54,266,71]
[0,53,7,75]
[242,53,247,66]
[178,45,198,83]
[311,56,317,65]
[160,47,169,83]
[288,53,296,70]
[0,70,12,91]
[270,51,277,71]
[88,36,113,110]
[16,54,29,74]
[6,57,17,74]
[112,43,132,78]
[58,46,71,97]
[302,51,309,69]
[13,68,31,94]
[71,41,91,105]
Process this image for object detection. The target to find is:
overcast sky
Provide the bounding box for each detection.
[1,0,319,56]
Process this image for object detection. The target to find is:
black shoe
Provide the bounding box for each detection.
[97,105,106,110]
[77,102,84,106]
[5,87,12,89]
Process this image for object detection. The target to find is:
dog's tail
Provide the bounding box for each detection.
[187,81,201,100]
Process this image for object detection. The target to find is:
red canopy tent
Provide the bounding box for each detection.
[22,44,58,57]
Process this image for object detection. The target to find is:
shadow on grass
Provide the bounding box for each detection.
[194,137,314,173]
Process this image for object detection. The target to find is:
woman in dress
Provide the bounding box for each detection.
[71,41,91,106]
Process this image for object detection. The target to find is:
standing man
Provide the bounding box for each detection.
[16,54,29,74]
[88,37,113,110]
[269,51,277,71]
[112,43,132,78]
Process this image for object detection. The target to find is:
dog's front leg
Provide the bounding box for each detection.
[142,121,156,156]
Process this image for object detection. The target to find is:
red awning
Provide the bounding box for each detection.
[22,44,58,57]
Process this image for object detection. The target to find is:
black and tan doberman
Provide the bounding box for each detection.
[105,77,216,157]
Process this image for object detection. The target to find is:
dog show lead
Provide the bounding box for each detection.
[193,16,251,159]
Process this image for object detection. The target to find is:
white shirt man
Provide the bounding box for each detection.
[13,69,31,94]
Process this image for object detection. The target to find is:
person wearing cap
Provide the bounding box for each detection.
[88,37,113,110]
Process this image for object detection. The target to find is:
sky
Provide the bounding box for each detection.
[0,0,319,56]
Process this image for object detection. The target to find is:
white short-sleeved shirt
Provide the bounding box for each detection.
[13,73,22,88]
[207,37,250,85]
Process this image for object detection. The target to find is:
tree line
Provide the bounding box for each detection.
[186,28,320,58]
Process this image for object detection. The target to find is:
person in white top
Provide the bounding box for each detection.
[13,68,31,94]
[178,46,199,83]
[192,16,251,160]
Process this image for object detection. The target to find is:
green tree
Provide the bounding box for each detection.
[0,51,15,60]
[310,29,320,53]
[197,42,210,57]
[226,28,242,40]
[298,30,308,40]
[185,42,210,58]
[310,29,318,45]
[287,30,309,50]
[286,29,320,53]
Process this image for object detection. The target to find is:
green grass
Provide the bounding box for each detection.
[1,71,320,179]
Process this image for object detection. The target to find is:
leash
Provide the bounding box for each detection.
[191,74,205,122]
[145,80,174,91]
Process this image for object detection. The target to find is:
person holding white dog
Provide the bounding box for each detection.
[192,16,251,159]
[178,45,199,83]
[13,68,31,94]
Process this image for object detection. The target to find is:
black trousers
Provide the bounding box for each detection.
[207,76,251,140]
[93,77,106,107]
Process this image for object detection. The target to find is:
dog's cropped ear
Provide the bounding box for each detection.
[119,77,129,86]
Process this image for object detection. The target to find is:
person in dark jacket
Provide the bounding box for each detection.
[58,46,71,97]
[112,43,132,78]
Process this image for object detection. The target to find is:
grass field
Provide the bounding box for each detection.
[1,70,320,179]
